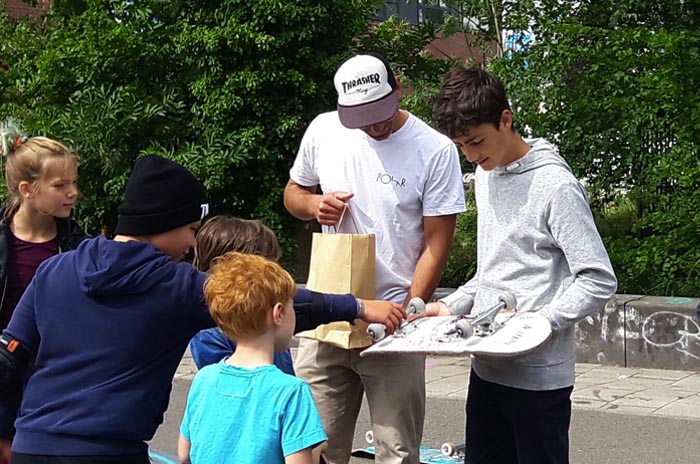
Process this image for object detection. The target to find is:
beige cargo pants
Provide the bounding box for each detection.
[295,339,426,464]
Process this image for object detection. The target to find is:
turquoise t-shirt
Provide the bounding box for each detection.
[180,360,327,464]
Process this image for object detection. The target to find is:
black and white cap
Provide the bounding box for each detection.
[333,52,399,129]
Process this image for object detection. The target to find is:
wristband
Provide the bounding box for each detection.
[356,298,366,318]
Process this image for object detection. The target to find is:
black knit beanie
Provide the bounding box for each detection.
[114,155,208,236]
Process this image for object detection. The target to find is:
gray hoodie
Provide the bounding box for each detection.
[442,138,617,390]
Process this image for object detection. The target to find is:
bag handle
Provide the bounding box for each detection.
[331,203,359,233]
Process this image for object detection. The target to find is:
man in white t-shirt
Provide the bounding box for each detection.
[284,52,466,464]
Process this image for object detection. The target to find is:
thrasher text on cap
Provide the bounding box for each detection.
[341,73,382,93]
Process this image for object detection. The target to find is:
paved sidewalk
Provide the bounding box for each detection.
[175,349,700,422]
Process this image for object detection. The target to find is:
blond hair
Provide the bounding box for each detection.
[1,122,78,222]
[204,252,296,340]
[193,216,281,272]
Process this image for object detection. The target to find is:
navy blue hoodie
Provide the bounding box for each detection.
[1,236,213,455]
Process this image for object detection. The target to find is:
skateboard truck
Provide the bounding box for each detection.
[448,292,517,339]
[367,297,426,342]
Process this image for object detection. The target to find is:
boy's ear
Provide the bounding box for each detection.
[500,109,513,131]
[271,302,284,327]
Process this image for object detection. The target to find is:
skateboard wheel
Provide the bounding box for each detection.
[499,291,517,311]
[441,442,456,456]
[367,323,386,341]
[455,319,473,338]
[407,297,426,316]
[365,430,374,444]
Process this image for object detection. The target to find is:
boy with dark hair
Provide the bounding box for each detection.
[189,215,406,375]
[178,252,327,464]
[429,66,617,464]
[0,155,211,463]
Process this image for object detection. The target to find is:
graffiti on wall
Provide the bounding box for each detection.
[575,296,700,370]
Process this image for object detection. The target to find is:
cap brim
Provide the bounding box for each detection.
[337,91,399,129]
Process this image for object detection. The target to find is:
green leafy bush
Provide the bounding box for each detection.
[0,0,382,271]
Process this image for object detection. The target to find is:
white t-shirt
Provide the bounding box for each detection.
[290,111,466,303]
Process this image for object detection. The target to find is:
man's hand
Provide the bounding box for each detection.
[408,301,451,321]
[0,437,11,464]
[360,300,406,335]
[315,192,353,226]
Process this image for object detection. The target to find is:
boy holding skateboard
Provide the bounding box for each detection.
[428,67,617,464]
[178,252,327,464]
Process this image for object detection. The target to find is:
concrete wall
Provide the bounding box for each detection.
[576,294,700,371]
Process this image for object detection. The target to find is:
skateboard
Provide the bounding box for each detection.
[361,292,552,358]
[352,430,465,463]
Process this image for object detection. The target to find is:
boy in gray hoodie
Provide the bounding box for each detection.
[429,66,617,464]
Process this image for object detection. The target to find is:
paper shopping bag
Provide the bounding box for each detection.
[296,231,376,349]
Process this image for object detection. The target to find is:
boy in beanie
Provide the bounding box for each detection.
[0,155,212,463]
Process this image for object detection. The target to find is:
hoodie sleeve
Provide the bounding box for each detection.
[293,288,357,333]
[1,280,40,437]
[538,182,617,331]
[184,268,215,332]
[440,276,477,315]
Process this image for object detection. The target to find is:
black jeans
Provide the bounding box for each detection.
[465,369,573,464]
[11,452,150,464]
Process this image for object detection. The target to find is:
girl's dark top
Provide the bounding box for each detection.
[0,231,59,329]
[0,212,88,331]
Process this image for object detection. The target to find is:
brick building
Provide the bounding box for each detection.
[1,0,50,18]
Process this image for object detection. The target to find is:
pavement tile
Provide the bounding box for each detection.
[603,377,671,390]
[571,398,607,411]
[636,387,698,400]
[446,390,468,400]
[573,378,621,390]
[598,404,656,416]
[424,356,469,368]
[576,367,638,381]
[426,377,467,398]
[423,365,469,381]
[674,393,700,405]
[669,375,700,390]
[574,363,600,375]
[634,368,694,381]
[572,386,630,403]
[608,394,678,409]
[654,399,700,419]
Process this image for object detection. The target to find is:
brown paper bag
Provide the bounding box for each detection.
[296,230,376,349]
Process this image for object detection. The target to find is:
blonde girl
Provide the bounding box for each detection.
[0,120,88,331]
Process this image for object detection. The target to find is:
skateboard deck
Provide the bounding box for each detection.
[351,445,465,463]
[360,312,551,358]
[149,449,178,464]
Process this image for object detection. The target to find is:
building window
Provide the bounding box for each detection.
[376,1,462,27]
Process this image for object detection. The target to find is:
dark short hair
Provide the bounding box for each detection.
[433,66,512,139]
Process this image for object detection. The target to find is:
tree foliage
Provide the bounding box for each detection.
[487,0,700,295]
[0,0,381,264]
[3,1,698,295]
[375,1,700,295]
